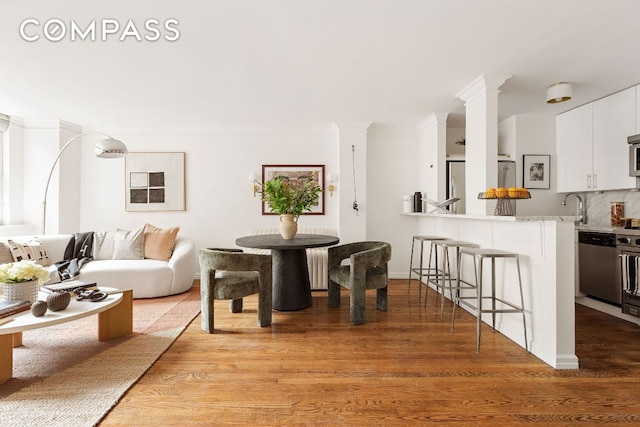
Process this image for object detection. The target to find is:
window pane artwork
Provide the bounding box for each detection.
[125,152,185,211]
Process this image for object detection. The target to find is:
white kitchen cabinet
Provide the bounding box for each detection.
[556,103,593,192]
[557,87,636,192]
[593,87,636,190]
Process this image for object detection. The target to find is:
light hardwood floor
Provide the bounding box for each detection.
[100,280,640,426]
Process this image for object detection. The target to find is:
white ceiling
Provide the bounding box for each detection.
[2,0,640,129]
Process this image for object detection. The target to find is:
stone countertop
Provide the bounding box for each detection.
[576,224,640,235]
[401,212,579,222]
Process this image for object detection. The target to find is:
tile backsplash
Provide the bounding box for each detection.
[585,189,640,226]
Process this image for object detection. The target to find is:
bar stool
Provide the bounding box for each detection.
[426,240,479,319]
[451,248,528,354]
[408,235,449,305]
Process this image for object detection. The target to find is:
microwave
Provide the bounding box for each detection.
[629,134,640,176]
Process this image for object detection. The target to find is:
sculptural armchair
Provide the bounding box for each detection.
[199,248,272,333]
[328,241,392,325]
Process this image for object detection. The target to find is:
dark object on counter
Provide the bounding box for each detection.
[414,192,422,213]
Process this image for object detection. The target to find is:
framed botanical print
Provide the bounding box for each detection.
[261,164,325,215]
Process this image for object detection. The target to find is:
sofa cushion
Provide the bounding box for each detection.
[143,224,180,261]
[78,259,174,298]
[113,227,145,260]
[7,238,50,266]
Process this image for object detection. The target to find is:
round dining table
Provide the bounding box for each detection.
[235,234,339,311]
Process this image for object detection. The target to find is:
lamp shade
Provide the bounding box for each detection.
[95,138,128,158]
[546,82,572,104]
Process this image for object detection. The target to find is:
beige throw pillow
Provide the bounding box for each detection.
[143,224,180,261]
[0,242,14,264]
[112,227,145,260]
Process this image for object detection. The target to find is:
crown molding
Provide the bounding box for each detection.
[0,113,9,132]
[416,113,448,133]
[456,74,511,103]
[20,119,82,134]
[368,123,418,134]
[332,121,373,133]
[81,124,338,137]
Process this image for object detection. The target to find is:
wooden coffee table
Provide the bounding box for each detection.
[0,287,133,385]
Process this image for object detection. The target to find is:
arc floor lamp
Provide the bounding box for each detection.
[42,132,128,234]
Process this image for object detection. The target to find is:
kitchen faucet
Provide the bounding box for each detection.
[561,193,586,225]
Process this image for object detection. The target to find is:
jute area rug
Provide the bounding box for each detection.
[0,287,201,427]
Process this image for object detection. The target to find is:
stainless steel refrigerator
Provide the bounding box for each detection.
[446,160,516,214]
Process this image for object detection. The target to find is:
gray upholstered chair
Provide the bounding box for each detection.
[199,248,272,333]
[328,241,392,325]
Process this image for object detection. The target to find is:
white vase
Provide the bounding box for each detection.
[279,214,298,239]
[2,280,39,304]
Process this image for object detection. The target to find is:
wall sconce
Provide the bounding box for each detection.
[546,82,572,104]
[326,174,337,197]
[250,173,261,197]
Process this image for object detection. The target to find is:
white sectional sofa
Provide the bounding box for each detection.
[0,233,196,299]
[247,228,338,290]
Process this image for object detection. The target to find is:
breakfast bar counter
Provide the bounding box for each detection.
[404,212,578,369]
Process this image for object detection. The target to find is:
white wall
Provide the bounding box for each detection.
[22,120,83,234]
[446,127,466,156]
[13,120,422,281]
[74,126,341,274]
[367,125,419,278]
[498,115,566,216]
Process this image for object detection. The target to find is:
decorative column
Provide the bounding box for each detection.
[456,75,510,215]
[334,121,371,244]
[416,113,448,206]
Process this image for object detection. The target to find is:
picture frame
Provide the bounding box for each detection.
[261,164,325,215]
[523,154,550,189]
[125,152,186,211]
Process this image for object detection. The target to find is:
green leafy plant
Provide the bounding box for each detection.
[261,177,322,215]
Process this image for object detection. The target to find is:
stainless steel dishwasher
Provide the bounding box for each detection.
[578,231,620,305]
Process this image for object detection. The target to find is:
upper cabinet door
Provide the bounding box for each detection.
[593,87,636,191]
[556,103,593,193]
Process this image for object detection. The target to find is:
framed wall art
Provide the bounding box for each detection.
[261,164,325,215]
[523,154,550,189]
[125,152,186,211]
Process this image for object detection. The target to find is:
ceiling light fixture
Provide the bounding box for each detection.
[546,82,572,104]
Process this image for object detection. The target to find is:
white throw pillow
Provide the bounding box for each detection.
[112,227,145,260]
[95,231,116,260]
